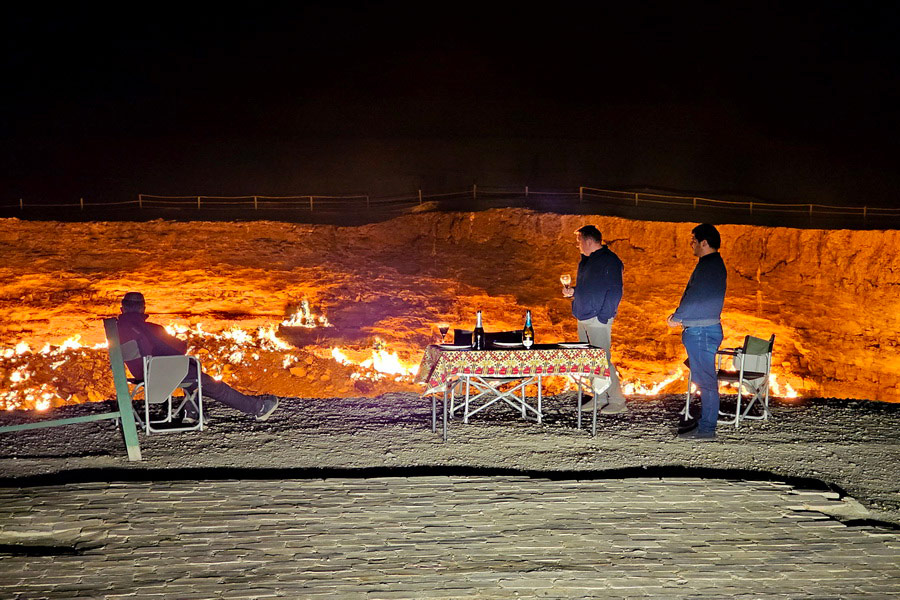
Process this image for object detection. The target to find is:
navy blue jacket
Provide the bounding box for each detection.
[672,252,727,327]
[117,312,187,378]
[572,246,624,323]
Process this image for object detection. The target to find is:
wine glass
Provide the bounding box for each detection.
[437,322,450,344]
[560,273,571,289]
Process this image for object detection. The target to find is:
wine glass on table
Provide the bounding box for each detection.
[437,322,450,344]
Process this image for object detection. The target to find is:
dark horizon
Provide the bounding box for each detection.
[3,3,899,209]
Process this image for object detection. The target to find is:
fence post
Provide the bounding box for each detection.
[863,206,867,222]
[80,197,84,211]
[309,196,314,211]
[473,184,477,199]
[749,202,753,214]
[138,194,143,209]
[366,195,370,210]
[418,189,422,205]
[579,187,583,202]
[634,192,639,207]
[254,196,258,210]
[525,186,529,197]
[19,198,23,211]
[197,196,201,209]
[693,197,697,210]
[809,204,813,217]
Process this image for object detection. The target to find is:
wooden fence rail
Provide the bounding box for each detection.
[4,185,900,222]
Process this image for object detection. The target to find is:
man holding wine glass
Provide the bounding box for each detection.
[562,225,628,414]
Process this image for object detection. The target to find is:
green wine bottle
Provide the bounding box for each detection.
[522,310,534,348]
[472,311,485,350]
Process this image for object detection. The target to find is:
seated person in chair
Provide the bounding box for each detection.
[116,292,280,422]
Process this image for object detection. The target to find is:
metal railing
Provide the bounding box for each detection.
[4,185,899,226]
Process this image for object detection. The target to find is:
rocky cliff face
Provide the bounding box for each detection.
[345,209,900,401]
[1,209,898,406]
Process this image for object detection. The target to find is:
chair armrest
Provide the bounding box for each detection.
[716,348,740,356]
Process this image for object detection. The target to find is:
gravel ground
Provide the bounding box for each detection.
[0,392,897,527]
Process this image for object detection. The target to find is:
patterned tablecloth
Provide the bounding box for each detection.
[415,345,610,392]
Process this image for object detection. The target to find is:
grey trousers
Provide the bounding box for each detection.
[183,367,263,415]
[576,316,627,405]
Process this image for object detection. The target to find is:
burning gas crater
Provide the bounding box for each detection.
[0,299,421,412]
[0,297,796,413]
[5,211,888,411]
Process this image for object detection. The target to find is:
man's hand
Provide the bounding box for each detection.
[562,285,574,298]
[666,314,681,328]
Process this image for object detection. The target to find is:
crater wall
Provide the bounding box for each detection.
[1,209,898,403]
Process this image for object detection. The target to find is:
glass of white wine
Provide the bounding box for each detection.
[560,273,572,290]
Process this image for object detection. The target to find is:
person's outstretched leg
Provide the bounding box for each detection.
[185,372,279,420]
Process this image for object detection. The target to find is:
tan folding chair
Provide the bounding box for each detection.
[121,339,205,434]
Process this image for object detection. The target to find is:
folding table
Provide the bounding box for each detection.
[416,344,611,440]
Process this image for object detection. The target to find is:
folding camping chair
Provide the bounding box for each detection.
[114,324,205,434]
[683,333,775,428]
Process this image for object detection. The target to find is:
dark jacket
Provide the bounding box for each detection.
[672,252,727,327]
[571,246,624,323]
[117,312,187,378]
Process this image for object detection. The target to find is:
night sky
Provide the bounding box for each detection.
[3,3,899,207]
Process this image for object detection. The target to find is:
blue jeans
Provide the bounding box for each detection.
[683,324,723,433]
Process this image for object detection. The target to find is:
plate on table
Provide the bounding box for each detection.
[558,342,590,349]
[493,341,524,348]
[438,344,470,350]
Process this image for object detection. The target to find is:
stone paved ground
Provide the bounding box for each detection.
[1,476,899,599]
[1,393,899,598]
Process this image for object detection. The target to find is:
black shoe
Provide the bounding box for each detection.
[178,404,200,425]
[677,428,716,441]
[255,395,280,421]
[677,418,698,434]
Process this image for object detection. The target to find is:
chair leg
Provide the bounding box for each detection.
[738,382,770,422]
[537,377,543,425]
[576,376,582,430]
[519,380,526,418]
[464,377,470,424]
[682,372,693,419]
[431,391,437,433]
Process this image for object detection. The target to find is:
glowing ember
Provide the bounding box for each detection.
[257,325,292,352]
[769,374,799,399]
[0,302,427,411]
[623,368,685,396]
[330,340,419,382]
[282,298,332,328]
[0,315,807,412]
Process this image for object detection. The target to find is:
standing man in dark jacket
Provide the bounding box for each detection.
[562,225,627,413]
[117,292,280,422]
[667,224,727,440]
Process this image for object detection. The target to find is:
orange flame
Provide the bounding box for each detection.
[0,303,807,412]
[330,339,419,382]
[623,368,685,396]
